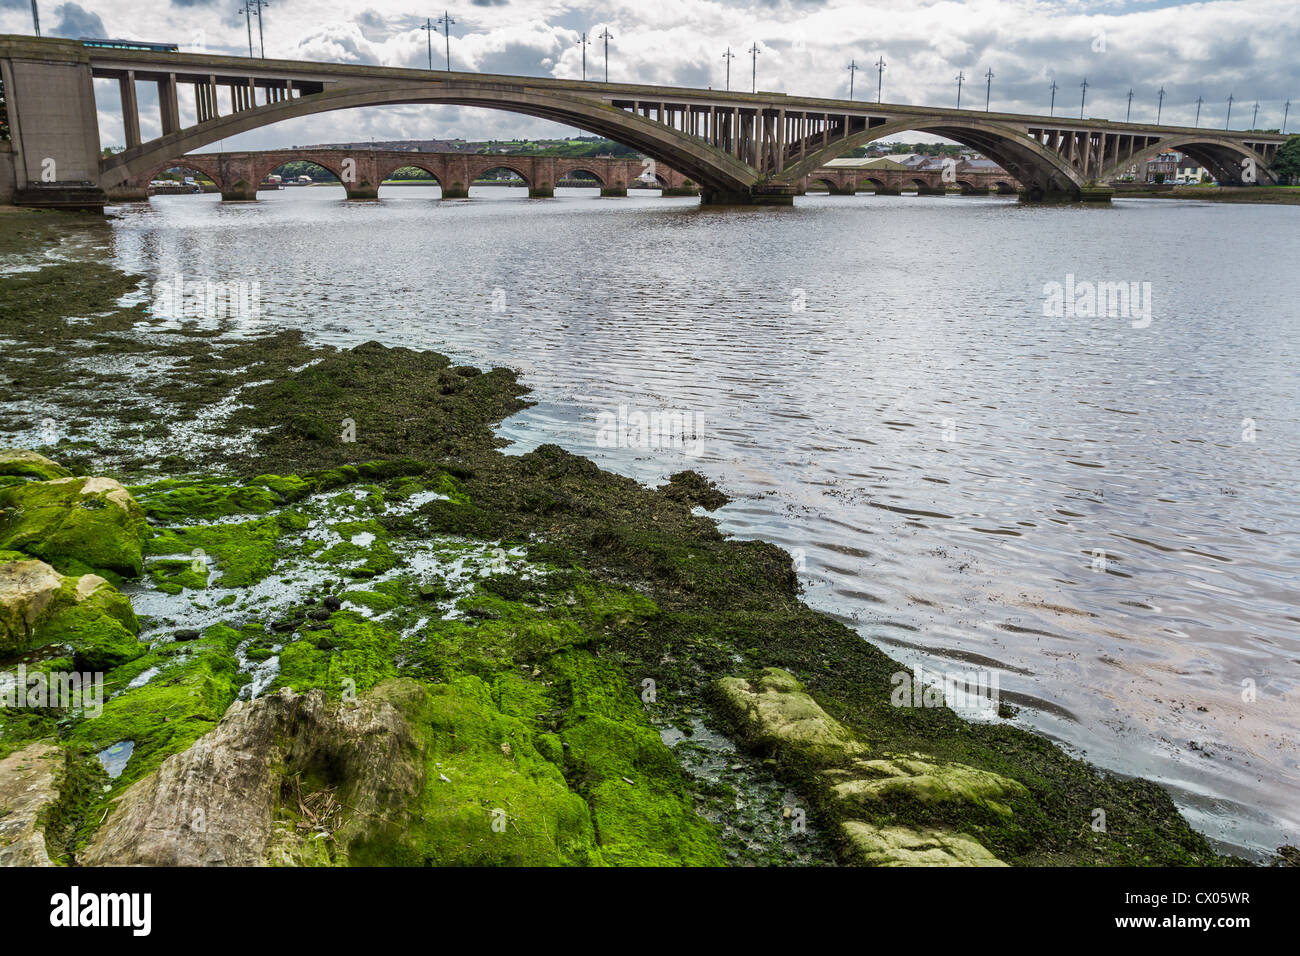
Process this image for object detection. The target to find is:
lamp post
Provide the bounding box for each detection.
[578,31,588,80]
[1194,95,1203,128]
[1251,101,1258,129]
[955,70,964,109]
[1049,79,1057,116]
[420,18,434,70]
[599,27,612,82]
[749,42,760,93]
[1225,93,1233,129]
[1157,86,1165,125]
[875,56,885,103]
[238,0,255,57]
[846,60,858,100]
[1079,77,1088,119]
[1284,99,1291,134]
[437,11,454,71]
[1126,89,1133,122]
[30,0,39,36]
[251,0,268,58]
[723,47,734,90]
[984,67,993,111]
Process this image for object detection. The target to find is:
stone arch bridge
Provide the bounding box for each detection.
[0,34,1288,207]
[133,149,693,200]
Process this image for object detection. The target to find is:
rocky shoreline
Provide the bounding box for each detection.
[0,211,1271,866]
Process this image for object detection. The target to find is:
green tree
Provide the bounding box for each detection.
[1271,135,1300,184]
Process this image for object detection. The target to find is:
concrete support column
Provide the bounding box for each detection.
[158,74,181,135]
[118,72,141,149]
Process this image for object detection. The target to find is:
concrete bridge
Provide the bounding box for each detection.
[129,148,695,200]
[1,34,1288,207]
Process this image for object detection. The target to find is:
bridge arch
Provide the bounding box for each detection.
[555,165,606,187]
[1098,135,1278,185]
[377,160,443,188]
[781,115,1086,198]
[856,176,886,192]
[144,159,223,191]
[261,158,346,189]
[100,82,759,198]
[473,164,532,189]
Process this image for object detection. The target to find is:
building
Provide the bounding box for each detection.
[1145,151,1180,182]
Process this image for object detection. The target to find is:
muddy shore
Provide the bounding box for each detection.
[0,209,1266,866]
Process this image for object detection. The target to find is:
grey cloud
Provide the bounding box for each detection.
[49,3,107,39]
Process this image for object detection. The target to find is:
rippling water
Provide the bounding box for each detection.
[101,185,1299,856]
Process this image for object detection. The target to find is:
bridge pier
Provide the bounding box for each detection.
[960,185,992,195]
[661,184,700,197]
[345,185,380,200]
[915,185,946,196]
[441,181,469,199]
[600,185,627,197]
[1018,185,1113,203]
[528,183,554,198]
[222,179,260,202]
[873,185,902,196]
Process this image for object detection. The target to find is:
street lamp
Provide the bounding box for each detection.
[1285,99,1291,134]
[955,70,965,109]
[1157,86,1165,125]
[1194,95,1203,128]
[578,31,589,80]
[1225,93,1233,129]
[1049,79,1057,116]
[1079,77,1088,119]
[30,0,39,37]
[984,67,994,111]
[238,0,255,57]
[875,56,885,103]
[420,18,435,70]
[722,47,734,90]
[1126,89,1133,123]
[437,11,455,71]
[749,42,760,93]
[846,60,858,100]
[599,27,612,83]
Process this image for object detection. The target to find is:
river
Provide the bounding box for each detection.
[100,184,1299,856]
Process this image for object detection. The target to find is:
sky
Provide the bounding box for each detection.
[3,0,1297,149]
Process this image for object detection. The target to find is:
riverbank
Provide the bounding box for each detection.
[1113,184,1300,203]
[0,209,1279,866]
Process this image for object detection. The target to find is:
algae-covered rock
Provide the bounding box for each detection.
[81,681,424,866]
[827,754,1030,819]
[0,449,72,483]
[0,476,148,577]
[0,558,65,649]
[714,668,1020,866]
[714,667,866,768]
[841,821,1008,867]
[0,742,60,866]
[0,557,140,665]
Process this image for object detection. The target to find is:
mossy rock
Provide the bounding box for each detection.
[0,476,148,577]
[0,449,72,482]
[713,667,867,770]
[0,557,141,667]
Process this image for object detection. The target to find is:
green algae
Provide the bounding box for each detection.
[146,515,281,588]
[0,477,149,577]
